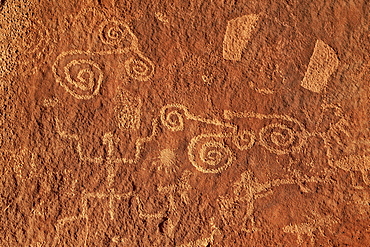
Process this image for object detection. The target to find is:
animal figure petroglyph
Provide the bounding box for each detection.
[283,212,338,245]
[218,171,272,233]
[218,168,333,233]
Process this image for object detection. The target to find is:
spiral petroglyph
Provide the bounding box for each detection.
[99,20,138,47]
[160,105,186,132]
[124,52,155,81]
[188,134,234,173]
[259,123,304,155]
[58,57,104,99]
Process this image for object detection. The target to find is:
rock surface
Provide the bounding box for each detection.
[1,0,370,246]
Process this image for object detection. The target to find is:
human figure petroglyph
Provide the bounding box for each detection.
[218,170,272,233]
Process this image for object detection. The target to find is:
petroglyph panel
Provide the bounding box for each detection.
[1,0,369,246]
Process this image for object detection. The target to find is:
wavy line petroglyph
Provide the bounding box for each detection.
[300,39,339,93]
[223,14,260,61]
[55,116,158,165]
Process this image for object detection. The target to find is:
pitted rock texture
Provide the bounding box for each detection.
[1,0,370,246]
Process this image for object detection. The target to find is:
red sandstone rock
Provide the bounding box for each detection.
[0,0,369,246]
